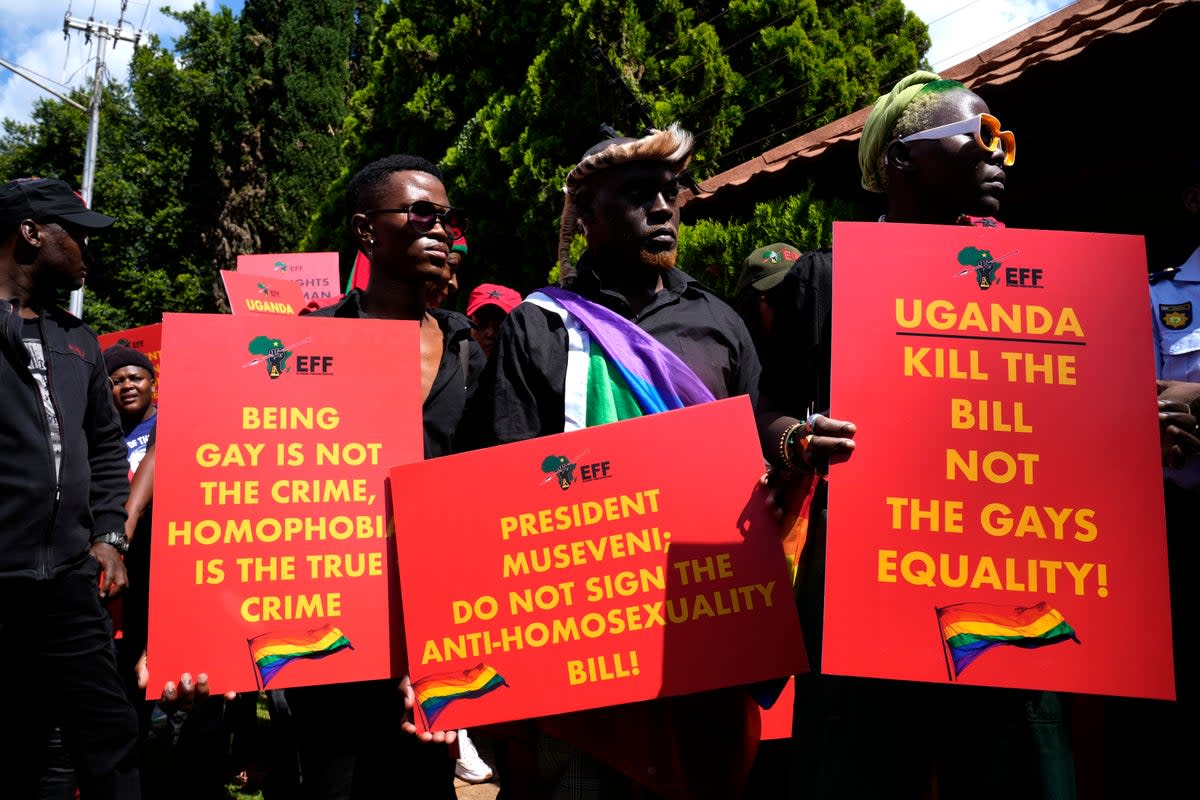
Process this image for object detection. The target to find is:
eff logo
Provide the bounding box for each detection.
[954,246,1044,291]
[242,335,334,380]
[540,450,612,491]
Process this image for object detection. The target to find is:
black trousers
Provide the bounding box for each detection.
[1,557,141,799]
[285,680,455,800]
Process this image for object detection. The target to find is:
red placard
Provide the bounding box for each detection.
[99,323,162,402]
[146,313,422,695]
[237,252,341,305]
[389,397,808,732]
[759,676,794,740]
[826,222,1174,699]
[220,270,306,316]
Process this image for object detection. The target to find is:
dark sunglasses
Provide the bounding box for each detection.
[363,201,467,239]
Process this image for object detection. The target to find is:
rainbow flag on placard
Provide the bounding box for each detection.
[248,624,353,687]
[412,664,508,728]
[937,601,1079,679]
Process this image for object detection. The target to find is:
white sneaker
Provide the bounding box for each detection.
[455,728,494,783]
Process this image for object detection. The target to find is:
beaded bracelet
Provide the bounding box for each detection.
[777,422,805,471]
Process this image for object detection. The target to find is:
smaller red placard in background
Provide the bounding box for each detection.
[759,676,794,740]
[98,323,162,402]
[221,270,305,316]
[237,252,341,305]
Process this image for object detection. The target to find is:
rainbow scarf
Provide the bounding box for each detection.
[248,624,353,687]
[412,664,508,728]
[937,601,1079,678]
[527,287,714,430]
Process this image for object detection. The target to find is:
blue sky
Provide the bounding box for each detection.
[0,0,244,125]
[0,1,1073,128]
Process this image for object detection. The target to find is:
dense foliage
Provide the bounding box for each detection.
[0,0,927,332]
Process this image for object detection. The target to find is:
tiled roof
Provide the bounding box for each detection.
[682,0,1187,212]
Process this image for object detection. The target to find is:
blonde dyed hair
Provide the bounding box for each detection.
[557,123,694,284]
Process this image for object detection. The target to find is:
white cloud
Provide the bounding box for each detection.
[0,0,207,127]
[903,0,1078,72]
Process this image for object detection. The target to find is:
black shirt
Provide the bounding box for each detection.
[472,253,761,446]
[309,289,485,458]
[759,248,834,419]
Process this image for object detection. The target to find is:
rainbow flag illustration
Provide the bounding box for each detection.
[937,601,1079,679]
[412,664,508,728]
[248,624,353,687]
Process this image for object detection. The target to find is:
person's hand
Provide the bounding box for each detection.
[160,672,238,715]
[90,541,128,599]
[1158,380,1200,415]
[759,468,786,523]
[798,414,857,475]
[1158,398,1200,468]
[399,675,457,744]
[136,650,236,714]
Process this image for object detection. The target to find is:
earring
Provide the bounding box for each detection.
[366,237,376,260]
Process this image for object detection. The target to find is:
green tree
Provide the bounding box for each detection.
[313,0,928,293]
[1,0,927,329]
[675,183,857,299]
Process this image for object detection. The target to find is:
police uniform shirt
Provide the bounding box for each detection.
[1151,244,1200,382]
[1150,244,1200,490]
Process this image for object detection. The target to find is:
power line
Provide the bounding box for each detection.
[648,5,731,61]
[929,0,1077,72]
[662,10,792,89]
[923,0,988,28]
[680,51,791,115]
[1,59,74,93]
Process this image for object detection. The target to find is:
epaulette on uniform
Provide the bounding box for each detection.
[1149,267,1180,285]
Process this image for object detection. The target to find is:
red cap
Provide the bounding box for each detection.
[466,283,522,317]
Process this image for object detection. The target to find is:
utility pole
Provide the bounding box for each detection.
[61,9,145,318]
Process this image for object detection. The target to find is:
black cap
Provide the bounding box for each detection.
[0,178,115,231]
[103,345,155,378]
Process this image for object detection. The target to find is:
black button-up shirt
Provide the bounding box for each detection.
[308,289,485,458]
[470,254,761,446]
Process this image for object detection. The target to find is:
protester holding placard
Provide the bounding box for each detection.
[757,72,1082,800]
[0,177,140,797]
[469,123,764,800]
[287,153,485,799]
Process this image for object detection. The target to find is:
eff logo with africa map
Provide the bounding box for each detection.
[242,335,334,380]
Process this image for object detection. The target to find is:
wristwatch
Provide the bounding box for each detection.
[91,531,130,555]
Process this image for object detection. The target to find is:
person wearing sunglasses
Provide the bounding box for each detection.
[290,153,484,800]
[755,71,1081,800]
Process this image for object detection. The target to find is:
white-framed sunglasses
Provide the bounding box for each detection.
[899,113,1015,166]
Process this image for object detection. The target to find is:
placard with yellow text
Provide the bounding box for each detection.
[390,396,808,731]
[825,222,1174,699]
[221,269,305,316]
[237,252,341,305]
[146,313,422,694]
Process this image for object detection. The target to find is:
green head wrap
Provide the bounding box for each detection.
[858,70,947,193]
